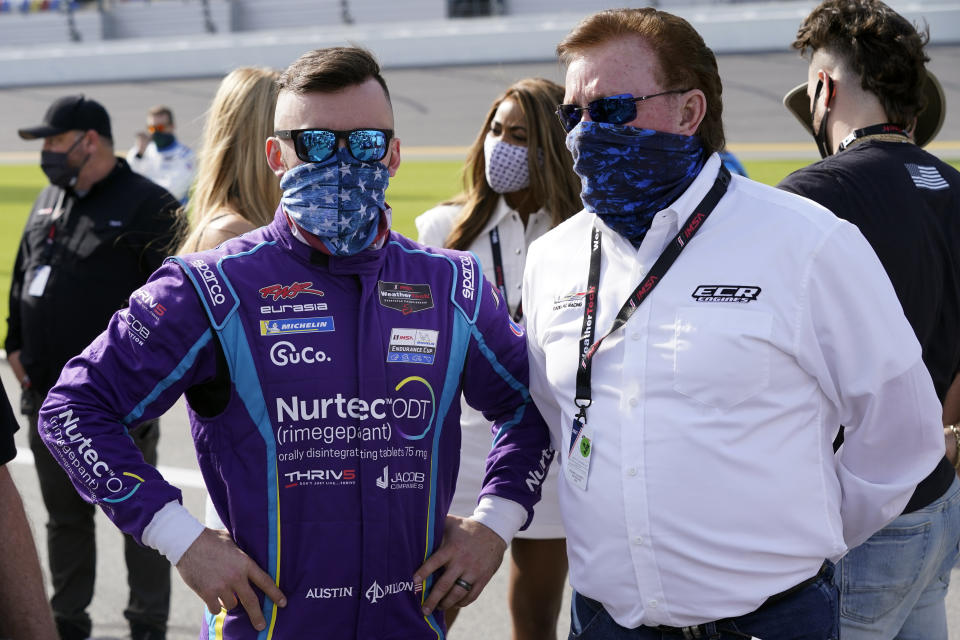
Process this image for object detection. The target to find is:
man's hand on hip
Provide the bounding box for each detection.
[176,527,287,630]
[413,515,507,615]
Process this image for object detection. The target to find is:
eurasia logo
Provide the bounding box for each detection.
[259,282,324,301]
[691,285,761,303]
[270,341,330,366]
[365,579,423,604]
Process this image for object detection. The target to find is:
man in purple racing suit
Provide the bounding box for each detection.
[37,47,553,639]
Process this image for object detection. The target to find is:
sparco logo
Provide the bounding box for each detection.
[460,255,475,300]
[365,579,423,604]
[691,285,761,303]
[269,341,329,366]
[259,282,324,301]
[191,259,226,306]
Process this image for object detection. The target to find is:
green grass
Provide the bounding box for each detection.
[2,157,958,346]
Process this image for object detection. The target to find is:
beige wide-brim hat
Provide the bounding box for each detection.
[782,70,945,148]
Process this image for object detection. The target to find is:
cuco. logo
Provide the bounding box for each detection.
[269,341,329,366]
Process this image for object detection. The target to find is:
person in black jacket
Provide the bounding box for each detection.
[779,2,960,637]
[7,94,180,640]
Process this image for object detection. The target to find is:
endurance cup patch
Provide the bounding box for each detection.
[386,328,439,365]
[377,282,434,315]
[691,285,761,303]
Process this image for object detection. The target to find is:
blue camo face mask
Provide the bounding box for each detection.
[280,147,389,256]
[566,121,705,247]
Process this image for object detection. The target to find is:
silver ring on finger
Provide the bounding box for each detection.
[454,577,473,592]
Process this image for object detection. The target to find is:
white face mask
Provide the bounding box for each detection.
[484,135,531,194]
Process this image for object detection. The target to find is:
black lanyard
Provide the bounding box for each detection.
[837,123,908,152]
[574,165,731,424]
[489,227,523,322]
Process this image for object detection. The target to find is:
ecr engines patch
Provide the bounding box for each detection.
[691,285,761,303]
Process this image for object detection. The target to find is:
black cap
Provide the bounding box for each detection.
[18,94,113,141]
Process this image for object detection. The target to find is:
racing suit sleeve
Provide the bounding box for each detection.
[462,275,553,541]
[795,220,945,549]
[37,262,220,546]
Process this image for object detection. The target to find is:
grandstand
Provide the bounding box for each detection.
[0,0,957,87]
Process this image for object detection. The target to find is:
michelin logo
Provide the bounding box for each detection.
[260,316,335,336]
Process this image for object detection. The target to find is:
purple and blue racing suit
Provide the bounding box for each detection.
[37,209,552,639]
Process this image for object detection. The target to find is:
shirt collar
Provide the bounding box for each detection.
[591,152,723,256]
[479,196,549,236]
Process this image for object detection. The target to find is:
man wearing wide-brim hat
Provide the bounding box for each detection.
[777,1,960,638]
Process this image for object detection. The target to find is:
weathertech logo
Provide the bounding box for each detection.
[692,285,761,303]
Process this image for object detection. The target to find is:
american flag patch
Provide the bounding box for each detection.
[905,163,949,190]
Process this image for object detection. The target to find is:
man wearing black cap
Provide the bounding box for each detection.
[778,1,960,637]
[8,94,180,640]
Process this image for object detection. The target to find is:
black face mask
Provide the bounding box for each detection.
[41,134,87,189]
[811,77,833,159]
[151,131,176,150]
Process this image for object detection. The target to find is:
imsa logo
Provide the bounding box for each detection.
[692,285,761,303]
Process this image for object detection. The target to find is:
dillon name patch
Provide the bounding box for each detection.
[691,285,761,303]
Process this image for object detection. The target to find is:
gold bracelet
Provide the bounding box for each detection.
[948,424,960,471]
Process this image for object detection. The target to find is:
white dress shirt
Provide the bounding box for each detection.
[522,154,945,628]
[127,139,196,203]
[416,197,564,538]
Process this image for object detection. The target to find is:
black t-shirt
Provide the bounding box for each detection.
[780,138,960,511]
[1,376,19,465]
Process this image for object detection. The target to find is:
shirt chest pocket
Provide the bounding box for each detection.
[672,306,773,410]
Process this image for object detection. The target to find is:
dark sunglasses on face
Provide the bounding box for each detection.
[555,90,692,133]
[274,128,394,164]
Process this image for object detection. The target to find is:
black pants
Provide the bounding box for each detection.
[27,398,170,639]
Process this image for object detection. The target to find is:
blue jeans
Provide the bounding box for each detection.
[568,563,838,639]
[838,474,960,640]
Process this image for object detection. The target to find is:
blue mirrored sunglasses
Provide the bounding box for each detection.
[555,90,691,133]
[274,128,394,163]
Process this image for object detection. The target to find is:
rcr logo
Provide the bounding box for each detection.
[269,341,330,366]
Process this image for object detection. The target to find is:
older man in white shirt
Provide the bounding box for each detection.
[522,8,945,640]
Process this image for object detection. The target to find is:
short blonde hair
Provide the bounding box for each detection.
[179,67,281,253]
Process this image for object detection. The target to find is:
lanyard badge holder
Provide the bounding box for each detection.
[564,165,731,492]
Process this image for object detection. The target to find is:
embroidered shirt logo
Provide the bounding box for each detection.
[905,163,949,191]
[692,285,761,303]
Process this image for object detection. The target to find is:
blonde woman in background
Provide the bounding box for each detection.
[178,66,280,531]
[416,77,581,640]
[179,66,281,253]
